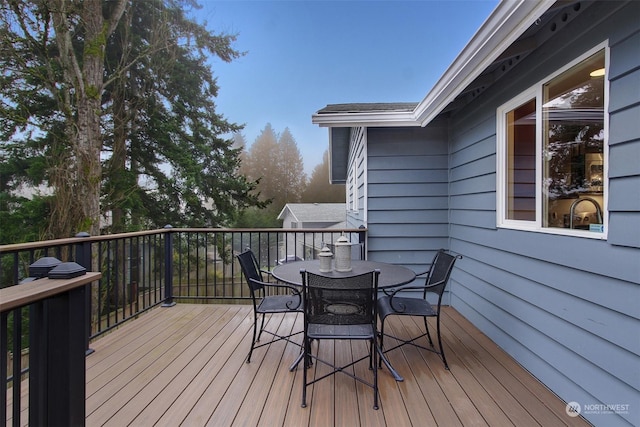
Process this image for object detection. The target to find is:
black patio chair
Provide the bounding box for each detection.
[236,249,303,363]
[377,249,462,370]
[300,269,383,410]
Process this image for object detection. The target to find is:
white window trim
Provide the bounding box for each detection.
[496,42,609,239]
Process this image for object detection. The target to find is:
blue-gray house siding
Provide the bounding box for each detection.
[366,125,450,267]
[608,28,640,248]
[333,2,639,426]
[449,3,639,427]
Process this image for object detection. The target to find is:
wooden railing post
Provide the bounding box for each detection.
[162,225,176,307]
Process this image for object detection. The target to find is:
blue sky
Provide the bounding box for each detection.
[195,0,499,174]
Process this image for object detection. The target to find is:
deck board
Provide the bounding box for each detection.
[441,309,569,426]
[7,303,592,426]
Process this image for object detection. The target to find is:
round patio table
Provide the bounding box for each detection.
[271,259,416,289]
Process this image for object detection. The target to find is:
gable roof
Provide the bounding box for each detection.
[312,0,560,128]
[277,203,346,224]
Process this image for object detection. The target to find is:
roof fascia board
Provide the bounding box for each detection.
[414,0,556,126]
[276,204,298,221]
[312,111,420,128]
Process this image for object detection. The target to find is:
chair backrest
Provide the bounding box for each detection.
[424,250,460,299]
[302,270,379,326]
[237,249,265,293]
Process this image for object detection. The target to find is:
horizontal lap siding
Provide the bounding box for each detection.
[448,2,640,427]
[608,29,640,248]
[366,126,449,275]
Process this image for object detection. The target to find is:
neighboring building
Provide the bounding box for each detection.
[277,203,347,261]
[312,1,639,426]
[278,203,346,229]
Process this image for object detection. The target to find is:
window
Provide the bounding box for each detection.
[348,167,358,212]
[351,170,356,211]
[505,97,536,221]
[497,46,607,237]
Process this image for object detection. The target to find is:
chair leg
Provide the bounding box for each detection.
[378,317,386,367]
[247,310,258,363]
[423,316,434,348]
[289,347,305,371]
[301,338,310,408]
[257,312,266,342]
[436,314,449,370]
[372,338,379,410]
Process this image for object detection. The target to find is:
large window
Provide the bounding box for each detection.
[497,46,607,237]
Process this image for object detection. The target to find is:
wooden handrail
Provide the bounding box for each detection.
[0,272,101,313]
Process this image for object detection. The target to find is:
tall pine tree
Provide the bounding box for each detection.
[239,124,307,221]
[277,127,306,206]
[0,0,264,240]
[302,150,346,203]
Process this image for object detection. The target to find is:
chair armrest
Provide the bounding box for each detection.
[384,285,428,312]
[381,268,429,296]
[258,280,302,309]
[383,264,429,296]
[381,282,425,296]
[261,280,300,292]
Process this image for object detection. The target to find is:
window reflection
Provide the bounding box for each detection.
[543,50,605,229]
[506,99,536,221]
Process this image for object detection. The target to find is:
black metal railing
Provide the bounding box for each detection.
[1,227,364,331]
[1,226,367,425]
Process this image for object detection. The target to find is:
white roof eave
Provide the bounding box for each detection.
[414,0,556,126]
[312,0,556,129]
[312,111,420,128]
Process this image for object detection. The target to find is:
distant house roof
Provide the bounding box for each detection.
[277,203,346,225]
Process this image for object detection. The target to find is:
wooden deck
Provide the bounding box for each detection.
[14,303,592,426]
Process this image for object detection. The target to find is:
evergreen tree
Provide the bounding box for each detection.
[232,132,248,151]
[238,124,307,223]
[302,150,346,203]
[240,123,279,206]
[103,0,263,230]
[0,0,263,240]
[0,0,128,238]
[277,127,306,205]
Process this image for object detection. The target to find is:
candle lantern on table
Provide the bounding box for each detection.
[318,246,333,272]
[334,235,352,272]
